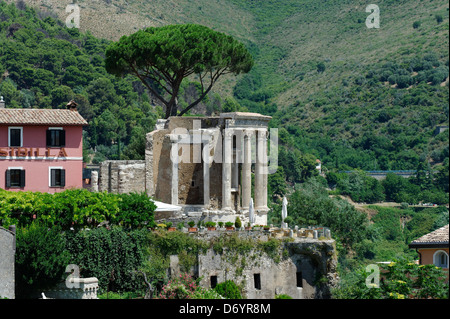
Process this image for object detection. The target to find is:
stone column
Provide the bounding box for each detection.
[222,128,233,210]
[262,129,268,209]
[232,156,239,189]
[202,133,211,207]
[91,170,98,192]
[145,131,155,197]
[254,128,268,210]
[170,137,179,205]
[241,130,253,210]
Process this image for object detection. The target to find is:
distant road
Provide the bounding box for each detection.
[330,195,445,210]
[339,170,419,180]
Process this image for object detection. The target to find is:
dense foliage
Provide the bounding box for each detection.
[65,226,149,293]
[0,1,164,161]
[333,258,449,299]
[325,160,449,205]
[228,0,449,175]
[271,178,375,250]
[15,223,150,298]
[0,188,156,229]
[214,280,243,299]
[15,222,70,298]
[269,177,448,265]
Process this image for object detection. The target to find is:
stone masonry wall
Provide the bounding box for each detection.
[0,226,15,299]
[168,231,338,299]
[98,160,146,194]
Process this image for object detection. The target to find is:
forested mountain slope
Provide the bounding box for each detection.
[1,0,448,173]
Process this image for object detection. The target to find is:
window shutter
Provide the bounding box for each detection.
[51,169,56,187]
[46,130,52,147]
[20,170,25,188]
[5,170,11,188]
[60,130,66,147]
[61,169,66,187]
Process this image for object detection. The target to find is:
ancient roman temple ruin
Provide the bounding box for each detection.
[96,112,275,225]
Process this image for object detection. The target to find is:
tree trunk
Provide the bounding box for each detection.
[170,97,178,117]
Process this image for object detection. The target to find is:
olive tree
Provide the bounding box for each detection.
[105,24,253,118]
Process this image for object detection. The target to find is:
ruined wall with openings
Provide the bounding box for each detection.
[168,231,338,299]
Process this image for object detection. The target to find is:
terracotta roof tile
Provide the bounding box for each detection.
[0,109,88,126]
[410,224,449,246]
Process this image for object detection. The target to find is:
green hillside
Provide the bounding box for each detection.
[1,0,449,173]
[228,0,449,171]
[0,1,161,161]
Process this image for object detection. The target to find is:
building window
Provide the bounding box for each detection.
[50,168,66,187]
[296,272,303,288]
[434,250,449,268]
[47,128,66,147]
[254,273,261,290]
[210,276,217,289]
[8,127,22,147]
[5,169,25,188]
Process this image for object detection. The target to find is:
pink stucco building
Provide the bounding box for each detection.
[0,101,88,193]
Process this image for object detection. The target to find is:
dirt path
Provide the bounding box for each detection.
[329,195,402,220]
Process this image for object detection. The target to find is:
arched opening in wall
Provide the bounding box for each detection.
[434,250,449,268]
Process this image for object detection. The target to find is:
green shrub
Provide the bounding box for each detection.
[205,221,216,228]
[0,189,156,230]
[116,192,156,228]
[15,222,70,298]
[235,216,242,229]
[225,221,234,228]
[334,258,449,299]
[214,280,242,299]
[193,287,224,299]
[65,226,149,293]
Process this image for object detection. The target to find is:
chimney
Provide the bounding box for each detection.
[0,96,5,108]
[66,100,78,111]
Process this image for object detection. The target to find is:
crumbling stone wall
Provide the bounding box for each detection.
[154,135,173,203]
[98,160,146,194]
[0,226,15,299]
[168,232,338,299]
[146,129,168,198]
